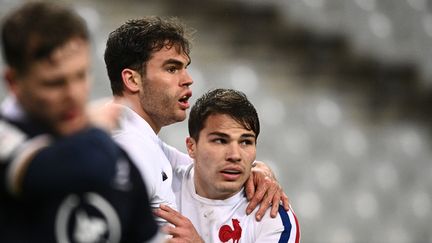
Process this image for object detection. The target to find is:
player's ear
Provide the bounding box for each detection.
[186,137,197,159]
[4,67,20,96]
[121,68,140,93]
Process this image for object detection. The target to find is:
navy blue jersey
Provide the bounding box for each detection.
[0,116,158,243]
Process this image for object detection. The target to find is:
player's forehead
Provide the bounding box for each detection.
[149,43,190,66]
[24,39,90,81]
[201,114,256,138]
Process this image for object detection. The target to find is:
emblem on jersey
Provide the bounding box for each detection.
[113,158,132,191]
[55,193,121,243]
[161,171,168,181]
[218,218,242,243]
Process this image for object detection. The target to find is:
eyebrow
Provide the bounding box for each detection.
[162,58,191,67]
[208,132,256,139]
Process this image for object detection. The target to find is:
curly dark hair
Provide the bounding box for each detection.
[104,16,193,96]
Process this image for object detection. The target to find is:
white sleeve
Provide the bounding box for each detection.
[160,142,192,170]
[255,207,300,243]
[0,119,27,161]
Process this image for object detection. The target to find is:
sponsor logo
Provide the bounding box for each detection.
[55,193,121,243]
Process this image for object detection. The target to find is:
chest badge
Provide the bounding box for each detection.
[218,218,242,243]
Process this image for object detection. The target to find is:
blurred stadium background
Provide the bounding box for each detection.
[1,0,432,242]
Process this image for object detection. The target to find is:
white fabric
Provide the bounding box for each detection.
[0,95,26,121]
[174,164,299,243]
[112,106,192,222]
[0,119,26,161]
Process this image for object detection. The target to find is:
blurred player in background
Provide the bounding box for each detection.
[0,2,160,242]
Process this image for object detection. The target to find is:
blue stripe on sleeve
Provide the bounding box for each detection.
[278,205,292,243]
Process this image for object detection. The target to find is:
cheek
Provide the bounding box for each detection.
[243,150,256,172]
[195,152,211,166]
[195,148,219,169]
[31,89,69,117]
[20,86,49,105]
[76,82,90,103]
[35,90,63,106]
[243,148,256,162]
[141,81,163,103]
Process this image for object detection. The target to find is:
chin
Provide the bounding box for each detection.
[219,183,243,194]
[57,118,87,135]
[174,116,186,123]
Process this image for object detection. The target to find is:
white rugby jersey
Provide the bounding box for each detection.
[173,164,300,243]
[112,106,191,223]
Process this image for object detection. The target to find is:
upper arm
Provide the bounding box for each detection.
[256,205,300,243]
[160,142,192,169]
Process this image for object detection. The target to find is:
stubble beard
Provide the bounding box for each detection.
[139,89,182,129]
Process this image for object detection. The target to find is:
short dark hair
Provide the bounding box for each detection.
[1,1,89,74]
[188,88,260,141]
[104,16,193,96]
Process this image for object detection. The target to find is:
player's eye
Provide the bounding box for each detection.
[240,139,255,146]
[212,138,227,144]
[166,66,178,73]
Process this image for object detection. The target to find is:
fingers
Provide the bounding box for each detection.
[255,182,278,220]
[161,224,177,236]
[154,204,182,225]
[157,206,204,243]
[244,175,255,201]
[160,204,177,213]
[254,200,269,221]
[155,204,195,228]
[246,176,270,217]
[161,224,186,241]
[246,177,273,217]
[281,192,291,211]
[164,239,181,243]
[270,191,281,218]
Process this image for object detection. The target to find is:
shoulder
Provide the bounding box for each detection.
[113,127,160,157]
[277,206,300,242]
[173,163,192,179]
[254,204,300,243]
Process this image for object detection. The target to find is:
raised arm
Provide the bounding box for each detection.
[245,160,290,221]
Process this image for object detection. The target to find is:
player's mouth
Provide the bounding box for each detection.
[61,108,80,121]
[178,92,192,109]
[220,169,242,181]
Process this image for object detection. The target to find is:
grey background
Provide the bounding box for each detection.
[1,0,432,242]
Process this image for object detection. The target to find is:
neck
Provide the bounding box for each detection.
[114,94,161,134]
